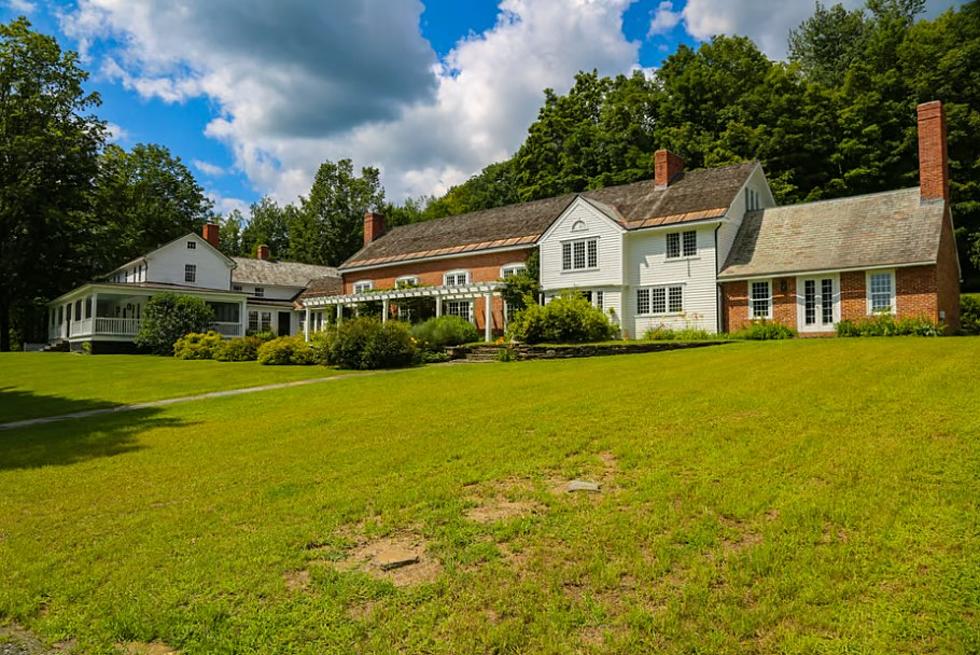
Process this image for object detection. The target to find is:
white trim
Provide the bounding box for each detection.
[443,269,470,286]
[395,275,420,288]
[538,195,626,243]
[866,269,897,315]
[797,274,841,331]
[665,229,698,260]
[635,284,685,317]
[340,243,534,274]
[353,280,374,294]
[748,279,772,320]
[718,260,934,283]
[500,262,527,278]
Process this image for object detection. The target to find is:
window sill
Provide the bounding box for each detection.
[637,312,685,318]
[664,256,701,262]
[560,267,600,274]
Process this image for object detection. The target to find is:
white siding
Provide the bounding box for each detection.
[624,225,719,336]
[146,235,232,290]
[539,199,624,291]
[717,165,776,270]
[233,283,302,300]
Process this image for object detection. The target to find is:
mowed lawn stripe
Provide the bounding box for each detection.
[0,339,978,654]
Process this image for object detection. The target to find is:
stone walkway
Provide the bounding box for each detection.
[0,371,387,432]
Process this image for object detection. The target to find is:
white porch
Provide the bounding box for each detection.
[301,281,506,342]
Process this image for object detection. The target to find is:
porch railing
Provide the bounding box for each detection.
[51,318,243,340]
[94,317,141,336]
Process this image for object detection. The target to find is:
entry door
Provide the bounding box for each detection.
[277,312,292,336]
[798,276,839,332]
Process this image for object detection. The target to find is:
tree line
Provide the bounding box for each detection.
[2,1,979,349]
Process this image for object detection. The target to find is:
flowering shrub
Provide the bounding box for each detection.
[257,335,316,365]
[506,292,616,344]
[214,335,264,362]
[836,314,943,337]
[173,330,224,359]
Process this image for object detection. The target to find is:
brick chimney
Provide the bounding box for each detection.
[256,244,270,261]
[364,211,385,247]
[654,149,685,188]
[917,100,949,203]
[202,222,220,248]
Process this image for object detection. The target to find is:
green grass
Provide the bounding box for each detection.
[1,339,979,653]
[0,353,339,423]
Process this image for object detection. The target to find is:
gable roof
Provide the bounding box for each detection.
[342,161,758,269]
[231,257,338,288]
[298,274,343,300]
[718,188,945,279]
[104,232,235,278]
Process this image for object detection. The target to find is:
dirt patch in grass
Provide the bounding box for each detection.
[117,643,179,655]
[347,600,378,620]
[283,569,311,592]
[331,533,442,587]
[0,625,76,655]
[715,516,763,557]
[465,498,543,524]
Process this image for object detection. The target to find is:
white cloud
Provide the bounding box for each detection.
[648,1,682,36]
[680,0,964,59]
[192,159,227,178]
[5,0,35,14]
[60,0,640,203]
[208,192,249,218]
[104,121,127,143]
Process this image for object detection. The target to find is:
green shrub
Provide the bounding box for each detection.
[173,331,224,359]
[249,330,276,342]
[328,317,417,370]
[506,292,616,344]
[643,325,717,341]
[135,293,214,355]
[731,320,796,340]
[960,295,980,335]
[411,315,480,350]
[257,335,316,365]
[214,335,264,362]
[836,314,943,337]
[308,329,335,365]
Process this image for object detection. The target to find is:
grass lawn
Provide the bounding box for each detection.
[1,338,979,654]
[0,353,340,423]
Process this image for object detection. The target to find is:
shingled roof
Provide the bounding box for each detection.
[232,258,338,288]
[718,188,945,279]
[298,274,343,300]
[342,161,758,269]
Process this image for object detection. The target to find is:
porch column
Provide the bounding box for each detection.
[304,306,310,341]
[91,292,99,331]
[382,298,389,323]
[484,291,493,342]
[435,296,442,317]
[240,298,247,337]
[337,304,343,325]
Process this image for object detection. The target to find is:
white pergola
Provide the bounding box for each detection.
[302,282,505,342]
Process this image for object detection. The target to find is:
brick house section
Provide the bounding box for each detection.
[341,248,533,335]
[722,277,796,332]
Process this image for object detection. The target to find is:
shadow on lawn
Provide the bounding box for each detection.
[0,385,125,425]
[0,389,186,470]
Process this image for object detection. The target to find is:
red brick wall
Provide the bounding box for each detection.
[341,248,533,334]
[722,276,795,332]
[839,271,866,321]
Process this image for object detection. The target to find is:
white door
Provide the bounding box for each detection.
[797,275,839,332]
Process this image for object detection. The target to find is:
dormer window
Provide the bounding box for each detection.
[254,287,264,298]
[395,276,419,289]
[187,240,196,249]
[571,220,587,232]
[501,263,527,278]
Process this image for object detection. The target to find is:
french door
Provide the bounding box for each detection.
[797,275,839,332]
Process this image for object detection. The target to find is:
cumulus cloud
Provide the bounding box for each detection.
[192,160,227,178]
[60,0,640,204]
[5,0,35,14]
[104,120,128,143]
[648,1,683,36]
[681,0,963,59]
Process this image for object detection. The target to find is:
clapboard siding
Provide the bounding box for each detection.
[539,199,624,291]
[717,165,776,270]
[147,234,232,290]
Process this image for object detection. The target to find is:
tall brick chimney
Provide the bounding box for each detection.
[917,100,949,203]
[364,211,385,247]
[256,244,270,260]
[202,222,220,248]
[654,150,685,188]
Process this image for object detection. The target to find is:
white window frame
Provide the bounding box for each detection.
[395,275,420,289]
[866,270,896,315]
[444,299,474,322]
[184,264,196,283]
[636,284,684,316]
[187,240,197,250]
[749,279,772,320]
[561,237,598,272]
[353,280,373,294]
[500,263,527,278]
[253,287,265,298]
[666,230,698,260]
[443,270,470,286]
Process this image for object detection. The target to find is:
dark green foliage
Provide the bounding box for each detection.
[134,293,214,355]
[329,317,417,369]
[173,331,224,360]
[500,251,541,315]
[643,326,717,341]
[214,335,264,362]
[308,329,335,365]
[960,294,980,335]
[730,320,797,340]
[257,335,316,365]
[218,210,245,257]
[836,314,944,336]
[411,316,480,350]
[506,292,617,344]
[241,197,291,259]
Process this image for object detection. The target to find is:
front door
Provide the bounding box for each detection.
[797,276,839,332]
[277,312,292,336]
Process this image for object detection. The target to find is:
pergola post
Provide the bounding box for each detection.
[382,298,389,323]
[435,296,442,317]
[337,304,343,325]
[240,298,248,337]
[304,306,310,341]
[484,291,493,342]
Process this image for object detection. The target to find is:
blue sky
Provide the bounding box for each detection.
[0,0,962,216]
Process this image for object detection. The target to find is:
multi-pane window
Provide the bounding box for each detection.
[869,271,894,313]
[667,231,697,258]
[233,285,243,291]
[260,312,272,332]
[254,287,265,298]
[184,264,196,283]
[248,311,259,333]
[445,300,472,321]
[562,238,598,271]
[821,279,834,324]
[444,271,469,286]
[187,240,197,250]
[353,281,372,294]
[804,279,816,325]
[637,286,682,315]
[750,280,771,319]
[595,291,603,310]
[502,264,526,278]
[396,276,419,289]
